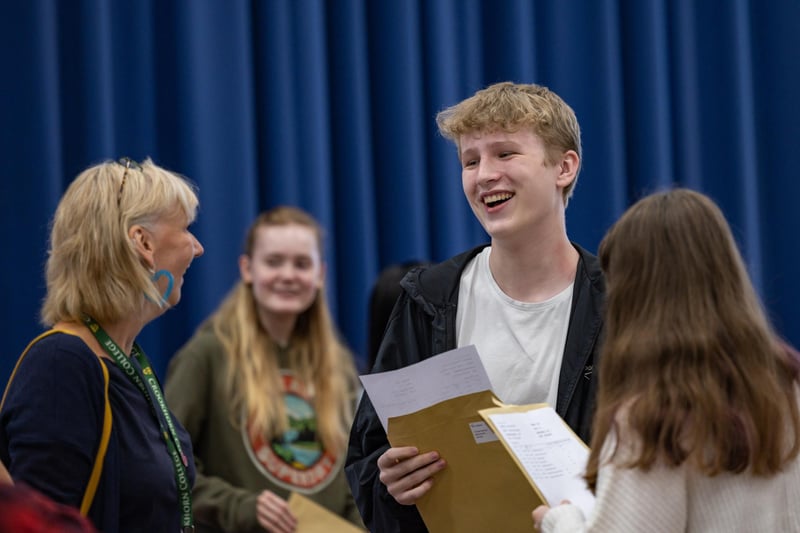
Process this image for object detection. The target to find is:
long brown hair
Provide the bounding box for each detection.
[211,206,357,455]
[585,188,800,490]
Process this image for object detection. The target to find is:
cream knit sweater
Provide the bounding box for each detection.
[543,412,800,532]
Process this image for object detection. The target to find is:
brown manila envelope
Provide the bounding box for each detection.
[387,390,545,533]
[477,403,595,519]
[287,492,366,532]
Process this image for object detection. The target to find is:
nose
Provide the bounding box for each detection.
[277,263,297,278]
[192,234,204,257]
[476,159,502,185]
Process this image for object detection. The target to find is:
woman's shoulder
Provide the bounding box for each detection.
[598,401,641,462]
[168,323,226,374]
[4,331,108,417]
[182,322,224,354]
[15,331,105,380]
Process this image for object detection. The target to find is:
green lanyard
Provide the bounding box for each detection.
[82,315,194,532]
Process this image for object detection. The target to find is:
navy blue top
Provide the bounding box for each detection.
[0,332,196,533]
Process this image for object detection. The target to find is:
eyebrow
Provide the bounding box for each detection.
[460,139,521,157]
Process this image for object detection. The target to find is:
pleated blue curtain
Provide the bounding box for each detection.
[1,0,798,382]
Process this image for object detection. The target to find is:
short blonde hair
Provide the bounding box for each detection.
[41,158,199,325]
[436,81,582,205]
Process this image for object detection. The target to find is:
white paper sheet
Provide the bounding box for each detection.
[484,407,595,518]
[359,345,493,432]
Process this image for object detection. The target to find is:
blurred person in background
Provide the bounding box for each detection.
[0,460,98,532]
[166,206,364,532]
[365,260,430,373]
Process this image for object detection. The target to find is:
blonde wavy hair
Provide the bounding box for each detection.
[41,158,199,325]
[586,188,800,490]
[436,81,582,206]
[212,206,358,455]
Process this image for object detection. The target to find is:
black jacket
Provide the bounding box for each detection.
[345,243,606,532]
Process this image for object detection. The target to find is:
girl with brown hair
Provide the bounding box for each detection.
[534,189,800,532]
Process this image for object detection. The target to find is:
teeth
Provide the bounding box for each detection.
[483,193,513,204]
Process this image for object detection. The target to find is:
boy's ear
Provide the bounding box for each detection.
[556,150,580,187]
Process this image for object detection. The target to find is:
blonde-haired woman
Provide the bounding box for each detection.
[165,206,363,532]
[1,158,204,532]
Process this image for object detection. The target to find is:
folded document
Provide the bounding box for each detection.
[360,345,594,533]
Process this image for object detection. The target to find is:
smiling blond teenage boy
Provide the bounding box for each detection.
[346,82,606,533]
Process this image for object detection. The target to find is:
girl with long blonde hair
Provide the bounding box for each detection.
[166,206,362,533]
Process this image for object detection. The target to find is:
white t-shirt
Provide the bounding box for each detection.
[456,247,573,406]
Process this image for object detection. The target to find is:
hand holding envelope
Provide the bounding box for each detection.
[387,390,545,532]
[360,346,547,533]
[376,444,446,506]
[360,345,594,533]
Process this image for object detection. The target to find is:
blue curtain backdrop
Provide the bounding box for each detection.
[1,0,798,384]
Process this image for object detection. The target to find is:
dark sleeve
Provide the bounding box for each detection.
[345,292,429,533]
[1,338,107,510]
[558,250,606,444]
